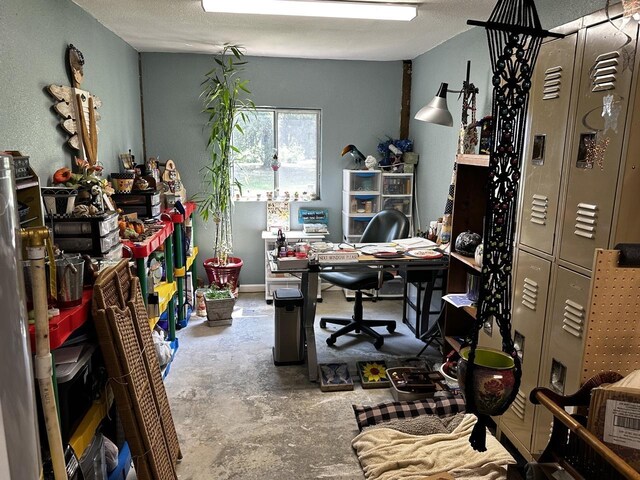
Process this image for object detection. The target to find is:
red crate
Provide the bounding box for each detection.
[29,288,93,351]
[121,220,174,258]
[163,201,197,223]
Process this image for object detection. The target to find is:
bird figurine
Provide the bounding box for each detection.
[341,144,366,167]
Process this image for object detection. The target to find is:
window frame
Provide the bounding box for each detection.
[233,107,322,201]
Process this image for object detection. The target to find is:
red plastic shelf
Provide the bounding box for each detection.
[29,288,93,351]
[163,201,197,223]
[121,220,174,259]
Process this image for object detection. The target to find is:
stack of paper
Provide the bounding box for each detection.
[393,237,437,249]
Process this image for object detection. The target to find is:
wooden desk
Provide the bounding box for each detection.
[268,250,449,381]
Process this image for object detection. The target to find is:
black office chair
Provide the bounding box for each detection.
[319,208,410,349]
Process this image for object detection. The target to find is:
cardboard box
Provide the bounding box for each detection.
[588,370,640,471]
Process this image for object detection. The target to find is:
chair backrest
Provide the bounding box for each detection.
[361,209,410,243]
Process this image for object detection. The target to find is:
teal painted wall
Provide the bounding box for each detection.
[410,0,618,225]
[141,54,403,285]
[0,0,612,288]
[0,0,142,183]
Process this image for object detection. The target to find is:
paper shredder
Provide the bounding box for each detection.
[273,288,304,365]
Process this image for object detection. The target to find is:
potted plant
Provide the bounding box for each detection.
[198,44,254,294]
[204,285,235,327]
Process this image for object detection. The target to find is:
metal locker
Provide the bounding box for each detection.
[559,21,639,270]
[500,250,552,454]
[478,314,502,351]
[520,33,579,255]
[532,265,591,453]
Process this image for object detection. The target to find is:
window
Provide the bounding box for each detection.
[232,108,321,200]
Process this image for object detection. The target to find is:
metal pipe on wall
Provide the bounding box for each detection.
[0,154,41,479]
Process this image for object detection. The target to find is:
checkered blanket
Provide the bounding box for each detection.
[352,391,466,431]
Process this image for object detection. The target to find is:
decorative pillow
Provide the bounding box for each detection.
[361,412,465,436]
[352,391,465,431]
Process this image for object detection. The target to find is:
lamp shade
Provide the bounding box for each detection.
[415,82,454,127]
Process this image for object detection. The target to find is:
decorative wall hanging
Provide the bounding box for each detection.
[48,44,102,166]
[266,200,290,232]
[463,0,562,452]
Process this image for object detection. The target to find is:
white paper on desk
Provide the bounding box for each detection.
[359,245,398,255]
[53,345,84,365]
[442,294,475,308]
[393,237,437,249]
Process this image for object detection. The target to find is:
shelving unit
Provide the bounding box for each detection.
[380,172,413,218]
[16,169,44,229]
[164,201,197,329]
[28,289,93,351]
[69,387,114,461]
[121,220,176,339]
[341,170,414,242]
[441,154,495,355]
[262,230,326,303]
[341,169,414,300]
[148,281,177,329]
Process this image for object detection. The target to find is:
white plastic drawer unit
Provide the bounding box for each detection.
[382,173,412,196]
[342,213,374,238]
[381,197,412,215]
[343,170,380,193]
[342,192,379,214]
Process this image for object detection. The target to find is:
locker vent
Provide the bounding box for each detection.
[591,51,620,92]
[543,66,562,100]
[512,390,526,420]
[574,203,598,239]
[530,194,548,225]
[522,278,539,311]
[562,299,585,338]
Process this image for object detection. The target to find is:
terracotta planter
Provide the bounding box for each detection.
[205,297,235,327]
[457,346,516,416]
[203,257,243,295]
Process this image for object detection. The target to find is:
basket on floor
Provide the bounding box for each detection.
[203,257,243,295]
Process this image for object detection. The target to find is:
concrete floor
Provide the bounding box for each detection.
[164,289,442,480]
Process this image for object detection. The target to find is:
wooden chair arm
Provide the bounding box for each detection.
[529,371,623,408]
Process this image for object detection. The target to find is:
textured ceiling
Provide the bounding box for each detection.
[71,0,497,61]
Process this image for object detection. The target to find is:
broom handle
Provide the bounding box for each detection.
[24,228,68,480]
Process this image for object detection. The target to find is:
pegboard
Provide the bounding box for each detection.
[582,249,640,383]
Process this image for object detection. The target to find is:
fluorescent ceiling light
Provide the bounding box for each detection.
[201,0,417,21]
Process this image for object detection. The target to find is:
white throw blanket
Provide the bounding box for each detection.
[351,414,515,480]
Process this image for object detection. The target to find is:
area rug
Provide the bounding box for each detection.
[351,413,515,480]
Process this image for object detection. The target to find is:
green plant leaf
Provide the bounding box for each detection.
[197,44,255,258]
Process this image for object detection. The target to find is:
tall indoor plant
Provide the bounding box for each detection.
[198,44,254,292]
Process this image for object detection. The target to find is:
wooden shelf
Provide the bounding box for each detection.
[456,154,490,167]
[463,305,477,319]
[443,154,489,360]
[445,336,463,352]
[450,252,482,272]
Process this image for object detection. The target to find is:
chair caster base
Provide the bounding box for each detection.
[373,338,384,349]
[326,336,336,346]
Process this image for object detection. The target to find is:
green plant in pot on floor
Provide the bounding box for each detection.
[197,44,254,295]
[203,284,235,326]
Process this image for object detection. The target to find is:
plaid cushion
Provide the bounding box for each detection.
[352,391,465,431]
